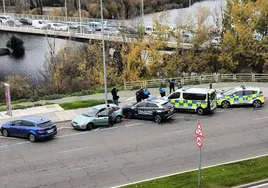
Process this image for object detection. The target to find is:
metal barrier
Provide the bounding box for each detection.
[124,73,268,90]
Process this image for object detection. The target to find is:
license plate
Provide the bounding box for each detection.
[47,129,54,133]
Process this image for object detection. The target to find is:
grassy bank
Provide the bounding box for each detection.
[59,99,105,110]
[123,155,268,188]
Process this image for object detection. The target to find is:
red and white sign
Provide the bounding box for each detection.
[196,136,203,148]
[195,122,204,138]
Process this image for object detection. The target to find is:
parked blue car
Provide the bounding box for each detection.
[1,116,57,142]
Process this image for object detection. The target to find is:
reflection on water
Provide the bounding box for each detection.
[0,33,71,83]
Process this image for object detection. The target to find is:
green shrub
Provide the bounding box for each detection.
[59,99,105,110]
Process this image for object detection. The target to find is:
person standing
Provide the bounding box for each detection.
[177,81,183,89]
[168,78,175,94]
[136,87,144,102]
[107,105,114,127]
[143,88,150,99]
[111,86,119,105]
[159,84,166,97]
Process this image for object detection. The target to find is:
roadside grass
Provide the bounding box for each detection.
[123,156,268,188]
[59,99,105,110]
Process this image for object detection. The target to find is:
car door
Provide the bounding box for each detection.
[135,102,148,119]
[168,92,181,108]
[95,108,109,126]
[8,120,22,137]
[234,91,244,105]
[243,90,253,104]
[145,102,158,120]
[20,120,35,138]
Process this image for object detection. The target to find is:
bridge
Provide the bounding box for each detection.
[0,13,194,49]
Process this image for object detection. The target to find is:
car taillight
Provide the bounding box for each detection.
[37,129,45,133]
[162,105,169,110]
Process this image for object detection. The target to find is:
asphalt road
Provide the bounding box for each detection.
[1,105,268,188]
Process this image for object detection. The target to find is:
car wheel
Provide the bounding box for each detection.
[2,129,8,137]
[154,115,162,123]
[221,100,230,108]
[196,108,204,115]
[87,123,93,131]
[253,100,261,108]
[125,112,133,119]
[29,134,36,142]
[115,116,122,123]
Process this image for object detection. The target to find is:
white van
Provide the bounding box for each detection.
[32,20,48,29]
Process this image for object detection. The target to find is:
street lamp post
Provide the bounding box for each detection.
[100,0,108,105]
[65,0,67,21]
[2,0,5,14]
[78,0,82,33]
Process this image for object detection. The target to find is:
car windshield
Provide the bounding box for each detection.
[82,108,99,117]
[222,88,236,96]
[36,120,53,128]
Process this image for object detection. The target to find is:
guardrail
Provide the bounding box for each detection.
[124,73,268,90]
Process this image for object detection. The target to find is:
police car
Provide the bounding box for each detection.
[216,86,265,108]
[164,88,217,115]
[122,97,175,123]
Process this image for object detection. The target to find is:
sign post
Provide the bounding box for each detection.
[4,83,12,116]
[195,122,204,188]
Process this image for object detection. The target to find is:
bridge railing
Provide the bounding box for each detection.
[124,73,268,90]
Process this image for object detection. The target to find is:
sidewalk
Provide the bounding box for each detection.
[0,82,268,125]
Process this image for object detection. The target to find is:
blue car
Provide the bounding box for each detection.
[1,116,57,142]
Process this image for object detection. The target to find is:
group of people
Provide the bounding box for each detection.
[159,79,183,97]
[135,87,151,102]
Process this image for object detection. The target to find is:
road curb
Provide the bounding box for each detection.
[232,179,268,188]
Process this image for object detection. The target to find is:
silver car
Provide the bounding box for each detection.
[71,104,123,130]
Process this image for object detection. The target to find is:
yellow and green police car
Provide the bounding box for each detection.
[216,86,265,108]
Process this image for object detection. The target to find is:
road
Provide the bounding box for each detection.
[1,105,268,188]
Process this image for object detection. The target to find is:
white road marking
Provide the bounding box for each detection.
[174,116,184,119]
[250,183,268,188]
[72,163,107,171]
[58,146,92,154]
[125,97,135,101]
[232,108,244,111]
[216,110,224,113]
[192,115,197,117]
[57,126,73,130]
[252,117,268,121]
[0,141,30,148]
[111,153,268,188]
[164,129,191,135]
[125,123,143,127]
[0,136,18,140]
[94,128,101,131]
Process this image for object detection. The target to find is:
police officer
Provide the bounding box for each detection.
[159,84,166,97]
[143,88,150,99]
[168,78,175,94]
[136,87,144,102]
[107,105,114,127]
[111,86,119,105]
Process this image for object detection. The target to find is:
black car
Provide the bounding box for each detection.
[18,18,32,25]
[122,97,175,123]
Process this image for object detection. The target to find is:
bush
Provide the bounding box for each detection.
[59,99,105,110]
[6,36,25,58]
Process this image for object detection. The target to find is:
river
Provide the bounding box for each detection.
[0,0,225,84]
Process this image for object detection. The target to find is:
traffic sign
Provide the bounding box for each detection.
[195,122,204,138]
[196,136,203,148]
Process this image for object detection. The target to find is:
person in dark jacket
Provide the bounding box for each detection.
[159,84,166,97]
[143,88,150,99]
[107,105,114,127]
[111,86,119,105]
[168,78,175,94]
[136,87,144,102]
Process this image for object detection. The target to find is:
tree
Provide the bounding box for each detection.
[6,35,25,58]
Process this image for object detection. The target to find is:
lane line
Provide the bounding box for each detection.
[164,129,191,135]
[0,141,30,148]
[252,117,268,121]
[125,123,143,127]
[0,136,18,140]
[58,146,92,154]
[250,183,268,188]
[111,153,268,188]
[94,128,101,131]
[216,110,224,113]
[232,108,244,111]
[174,116,184,119]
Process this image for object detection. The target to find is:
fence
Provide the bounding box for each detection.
[124,73,268,90]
